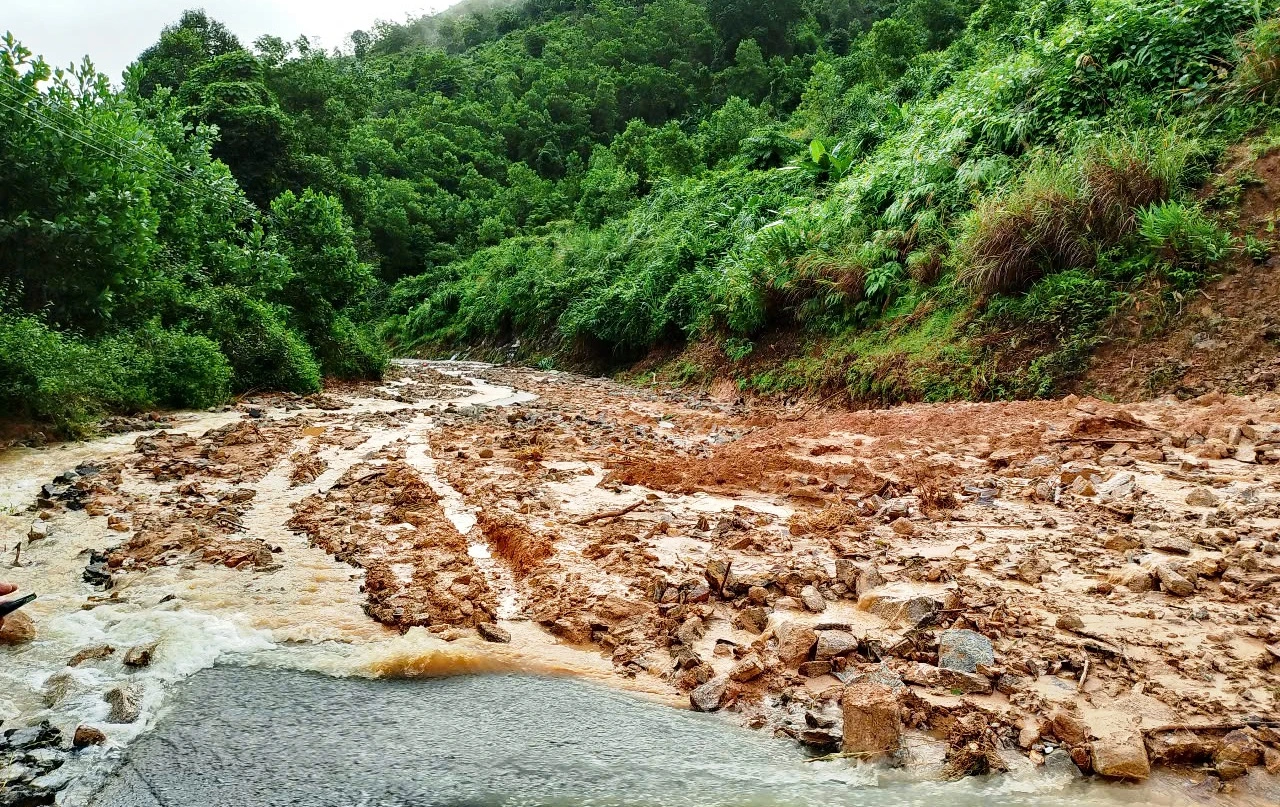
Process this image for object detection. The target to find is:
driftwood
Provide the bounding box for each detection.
[572,500,645,526]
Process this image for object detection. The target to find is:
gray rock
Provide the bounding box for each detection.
[1,721,61,751]
[1044,748,1084,778]
[845,663,905,691]
[105,684,142,723]
[689,677,728,712]
[814,630,858,661]
[937,629,994,673]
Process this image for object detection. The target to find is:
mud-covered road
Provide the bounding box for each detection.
[3,361,1280,804]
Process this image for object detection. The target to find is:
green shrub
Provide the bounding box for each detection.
[186,289,322,394]
[958,161,1091,295]
[1234,18,1280,103]
[1137,201,1234,289]
[0,313,111,435]
[314,316,389,380]
[102,324,232,410]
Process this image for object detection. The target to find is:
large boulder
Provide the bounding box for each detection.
[937,629,994,673]
[841,682,902,760]
[774,622,817,665]
[1091,731,1151,779]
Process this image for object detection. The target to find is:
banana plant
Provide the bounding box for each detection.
[782,139,854,182]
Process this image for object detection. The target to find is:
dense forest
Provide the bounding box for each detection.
[3,0,1279,434]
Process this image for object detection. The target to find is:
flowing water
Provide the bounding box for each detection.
[0,362,1255,806]
[90,667,1178,807]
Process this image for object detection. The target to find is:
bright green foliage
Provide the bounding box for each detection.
[6,0,1280,430]
[0,32,383,435]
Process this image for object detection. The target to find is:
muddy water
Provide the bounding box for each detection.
[0,362,1245,806]
[91,667,1167,807]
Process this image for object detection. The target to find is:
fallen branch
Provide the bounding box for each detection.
[572,500,645,525]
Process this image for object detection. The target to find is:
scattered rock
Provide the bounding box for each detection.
[123,641,158,668]
[476,622,511,643]
[728,654,764,682]
[0,611,37,645]
[1150,535,1194,556]
[1185,488,1220,508]
[1016,556,1051,584]
[937,629,994,673]
[1055,614,1084,632]
[798,660,833,677]
[689,677,728,712]
[841,682,902,759]
[901,662,992,694]
[1155,564,1195,597]
[1109,565,1154,593]
[857,586,943,626]
[69,645,114,666]
[1213,729,1265,779]
[856,565,887,596]
[799,586,826,613]
[704,557,730,595]
[104,685,142,724]
[72,725,106,748]
[774,622,817,665]
[1049,708,1088,747]
[732,606,769,634]
[41,671,79,708]
[814,629,858,661]
[1145,731,1217,765]
[1091,731,1151,779]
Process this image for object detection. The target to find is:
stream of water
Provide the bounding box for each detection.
[88,667,1174,807]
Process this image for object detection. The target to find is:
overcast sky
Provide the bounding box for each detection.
[7,1,455,82]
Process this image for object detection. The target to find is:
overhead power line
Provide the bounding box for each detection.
[0,74,268,223]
